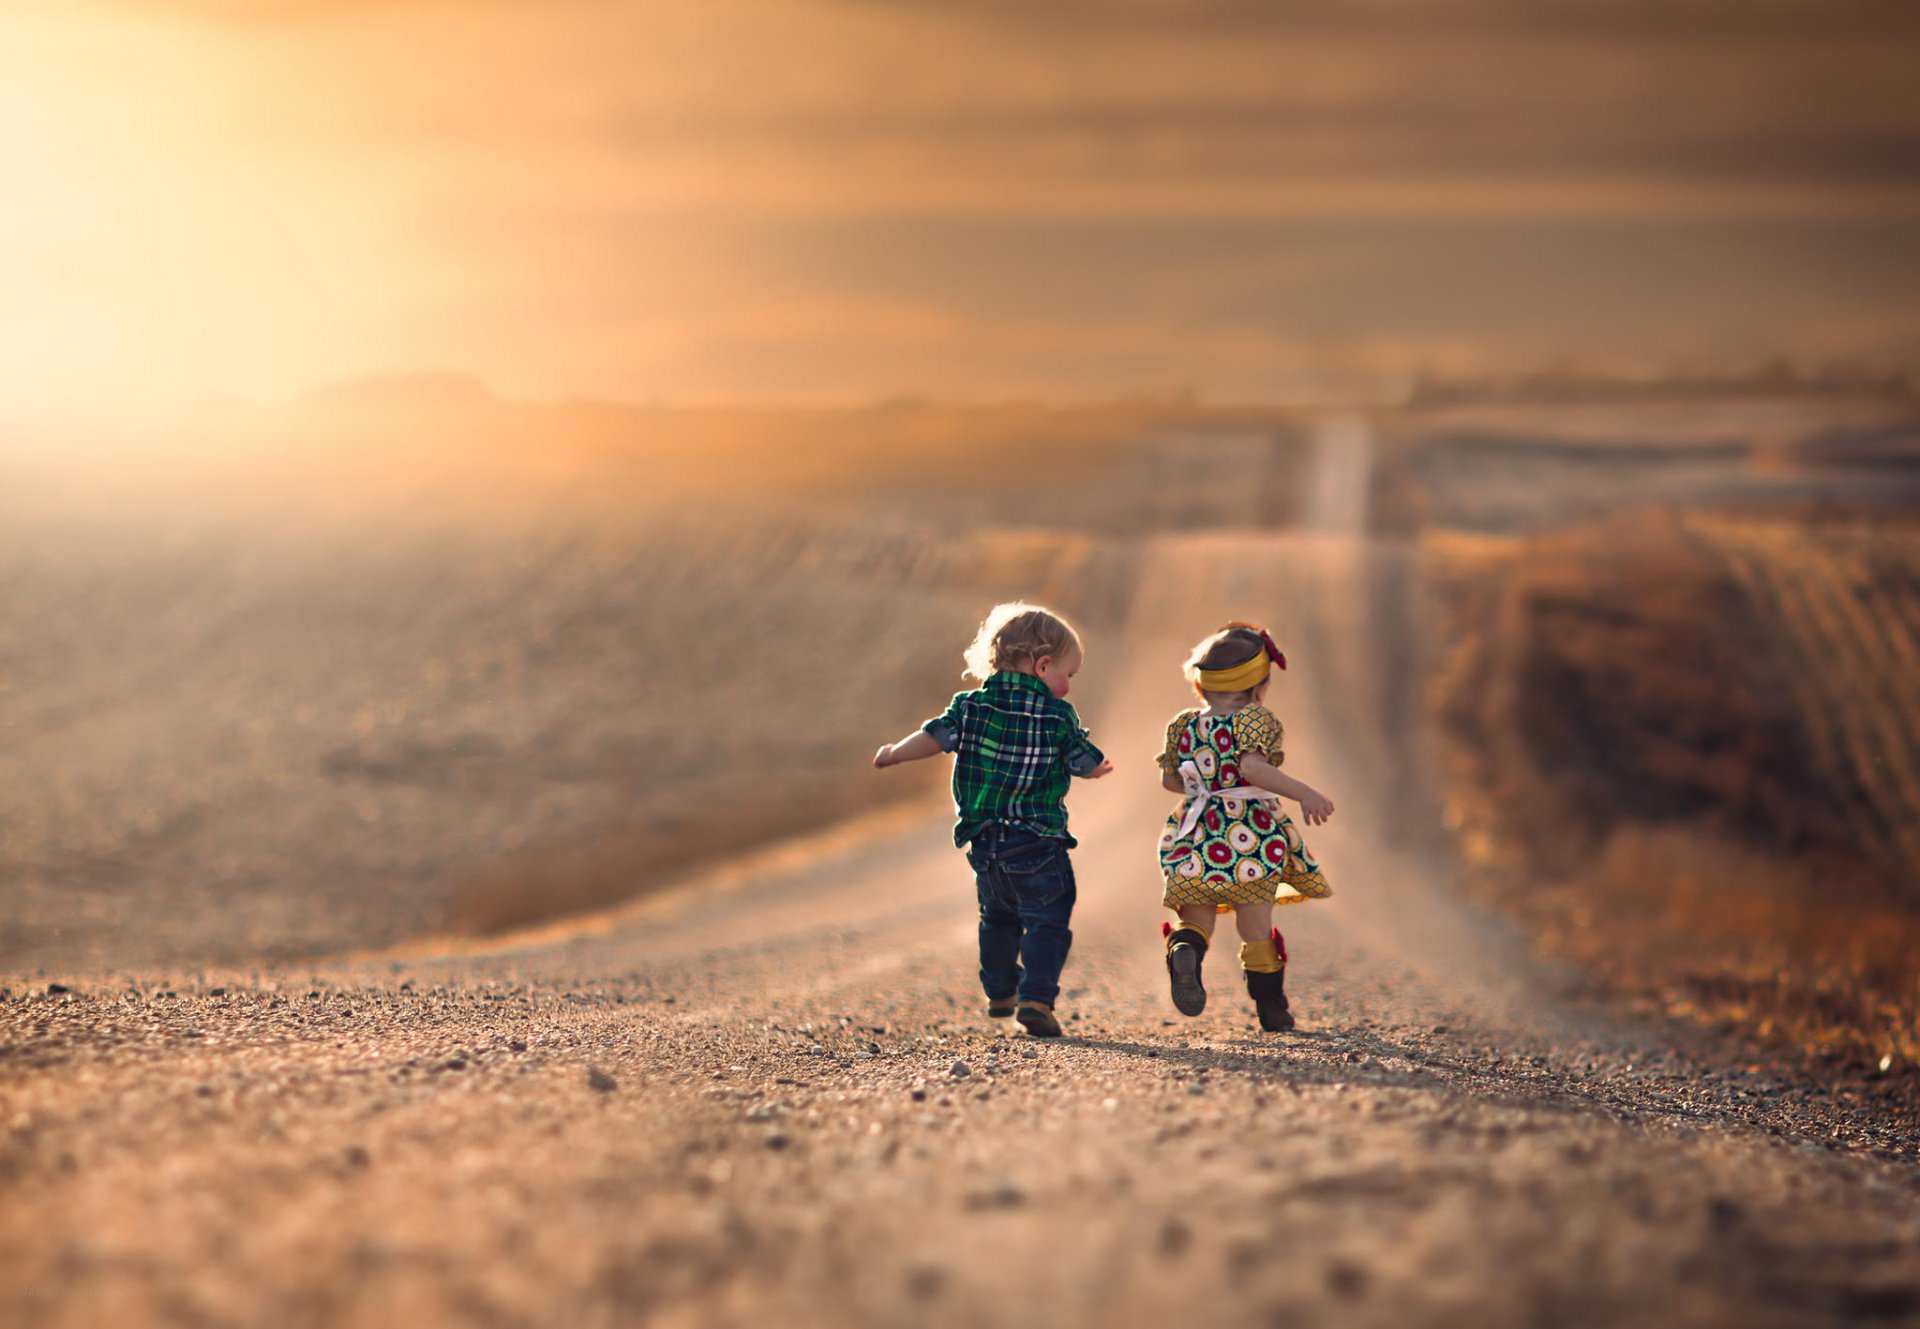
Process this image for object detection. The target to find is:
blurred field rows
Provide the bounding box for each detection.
[1685,514,1920,880]
[0,400,1321,972]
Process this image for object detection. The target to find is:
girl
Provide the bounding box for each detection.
[1156,622,1333,1031]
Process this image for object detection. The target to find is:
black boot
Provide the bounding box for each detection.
[1244,966,1294,1032]
[1165,925,1210,1017]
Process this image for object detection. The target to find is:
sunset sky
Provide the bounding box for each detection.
[5,0,1918,420]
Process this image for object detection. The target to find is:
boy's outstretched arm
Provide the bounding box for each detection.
[874,730,944,769]
[1237,752,1335,825]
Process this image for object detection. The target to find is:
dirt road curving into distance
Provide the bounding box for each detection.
[3,421,1918,1328]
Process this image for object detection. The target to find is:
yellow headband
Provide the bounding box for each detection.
[1197,653,1271,693]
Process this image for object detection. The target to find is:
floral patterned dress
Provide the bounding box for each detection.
[1156,704,1332,912]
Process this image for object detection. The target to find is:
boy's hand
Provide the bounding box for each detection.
[872,744,896,769]
[1297,788,1335,825]
[1086,758,1115,779]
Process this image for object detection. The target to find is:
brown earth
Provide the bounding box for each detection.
[1423,507,1920,1088]
[5,529,1919,1329]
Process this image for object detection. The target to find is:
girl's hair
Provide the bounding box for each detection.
[1183,621,1268,698]
[963,603,1081,682]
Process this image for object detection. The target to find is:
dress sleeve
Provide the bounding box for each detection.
[1231,705,1284,766]
[921,692,969,753]
[1059,703,1106,777]
[1155,710,1197,772]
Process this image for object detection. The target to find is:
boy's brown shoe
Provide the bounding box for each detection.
[986,997,1017,1019]
[1015,1001,1063,1037]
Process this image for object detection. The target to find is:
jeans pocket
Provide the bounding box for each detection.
[1002,841,1069,911]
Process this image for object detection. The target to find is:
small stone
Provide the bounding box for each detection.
[1021,1048,1039,1060]
[440,1058,466,1072]
[195,1084,215,1098]
[507,1039,527,1053]
[910,1088,928,1102]
[866,1042,882,1054]
[209,988,227,997]
[1326,1260,1370,1299]
[905,1265,947,1299]
[343,1146,371,1169]
[763,1130,791,1150]
[966,1180,1025,1210]
[46,983,69,996]
[1186,1082,1206,1096]
[586,1067,618,1093]
[949,1060,972,1080]
[1157,1218,1192,1258]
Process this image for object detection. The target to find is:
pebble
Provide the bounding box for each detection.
[950,1060,972,1080]
[586,1067,618,1094]
[1021,1048,1039,1060]
[966,1180,1025,1210]
[764,1130,791,1150]
[1326,1260,1370,1299]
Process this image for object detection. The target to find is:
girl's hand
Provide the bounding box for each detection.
[1297,788,1334,825]
[872,744,896,769]
[1086,758,1115,779]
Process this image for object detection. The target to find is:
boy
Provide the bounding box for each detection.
[874,603,1112,1036]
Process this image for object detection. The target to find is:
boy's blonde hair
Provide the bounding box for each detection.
[963,602,1081,682]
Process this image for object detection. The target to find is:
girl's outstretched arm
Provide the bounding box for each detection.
[1237,752,1335,825]
[874,730,944,769]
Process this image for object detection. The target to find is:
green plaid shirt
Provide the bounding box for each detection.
[923,671,1105,847]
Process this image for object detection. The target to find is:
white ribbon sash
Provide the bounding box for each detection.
[1173,759,1280,842]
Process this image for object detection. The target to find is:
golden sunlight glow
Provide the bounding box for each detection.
[2,1,1917,428]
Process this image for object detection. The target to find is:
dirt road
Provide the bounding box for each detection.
[5,502,1920,1326]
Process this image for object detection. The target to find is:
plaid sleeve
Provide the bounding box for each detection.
[1058,702,1105,777]
[1231,704,1284,765]
[922,692,970,753]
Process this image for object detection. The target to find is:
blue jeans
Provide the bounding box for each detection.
[966,823,1076,1007]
